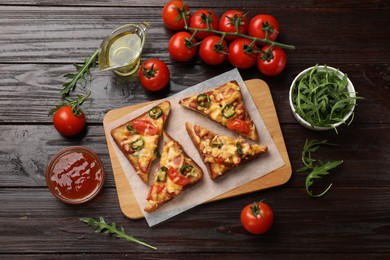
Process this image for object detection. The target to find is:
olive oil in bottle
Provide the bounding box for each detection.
[98,23,149,76]
[107,32,141,68]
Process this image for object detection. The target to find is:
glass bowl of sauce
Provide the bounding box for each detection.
[46,146,105,204]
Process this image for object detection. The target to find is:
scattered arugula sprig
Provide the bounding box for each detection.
[49,49,98,117]
[61,48,99,96]
[298,139,343,198]
[80,217,157,250]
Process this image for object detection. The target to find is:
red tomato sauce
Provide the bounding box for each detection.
[46,147,104,203]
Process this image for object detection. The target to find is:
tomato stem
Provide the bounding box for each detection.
[49,91,91,116]
[181,11,295,50]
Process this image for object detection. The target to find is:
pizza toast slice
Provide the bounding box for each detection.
[185,122,268,180]
[111,100,171,184]
[179,81,259,141]
[144,131,203,212]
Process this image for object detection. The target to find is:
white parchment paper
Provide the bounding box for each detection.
[105,69,285,226]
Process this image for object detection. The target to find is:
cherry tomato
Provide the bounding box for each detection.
[168,31,198,62]
[131,119,158,135]
[257,46,286,76]
[189,9,219,40]
[168,167,190,186]
[199,35,228,65]
[219,10,249,41]
[162,0,190,31]
[241,201,274,235]
[228,38,258,69]
[227,118,250,134]
[139,59,170,91]
[53,106,86,137]
[248,14,280,44]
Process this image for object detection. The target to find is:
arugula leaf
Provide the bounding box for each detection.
[292,65,363,130]
[80,217,157,250]
[61,49,99,96]
[298,139,343,198]
[306,160,343,198]
[298,139,337,171]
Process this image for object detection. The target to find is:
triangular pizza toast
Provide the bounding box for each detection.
[185,122,268,180]
[179,81,259,141]
[111,100,171,184]
[144,131,203,212]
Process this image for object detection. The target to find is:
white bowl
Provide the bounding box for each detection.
[289,65,356,131]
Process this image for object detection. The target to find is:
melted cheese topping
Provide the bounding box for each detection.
[147,138,201,206]
[200,135,258,165]
[188,82,242,124]
[160,141,181,169]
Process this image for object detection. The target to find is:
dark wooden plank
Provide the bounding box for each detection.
[2,0,390,8]
[0,63,388,124]
[1,124,389,188]
[0,7,389,64]
[0,187,389,254]
[1,253,388,260]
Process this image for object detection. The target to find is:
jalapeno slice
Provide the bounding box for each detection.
[236,142,243,157]
[149,106,163,119]
[212,143,223,149]
[180,164,194,176]
[130,137,144,151]
[222,104,236,119]
[157,166,168,182]
[126,124,137,134]
[196,94,210,108]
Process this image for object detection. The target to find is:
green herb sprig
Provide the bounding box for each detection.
[61,48,99,96]
[292,65,362,131]
[48,91,91,116]
[80,217,157,250]
[298,139,343,198]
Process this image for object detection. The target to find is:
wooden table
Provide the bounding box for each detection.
[1,1,389,258]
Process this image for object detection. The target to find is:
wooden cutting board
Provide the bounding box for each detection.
[103,79,291,219]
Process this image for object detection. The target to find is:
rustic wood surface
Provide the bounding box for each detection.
[0,0,389,259]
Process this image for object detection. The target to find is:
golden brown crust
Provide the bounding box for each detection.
[111,128,149,183]
[185,122,214,178]
[162,131,204,185]
[185,122,267,181]
[111,100,171,184]
[144,130,204,212]
[179,81,259,141]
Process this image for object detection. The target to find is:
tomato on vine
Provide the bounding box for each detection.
[162,0,190,31]
[199,35,228,65]
[189,9,219,40]
[228,38,258,69]
[168,31,198,62]
[248,14,280,44]
[219,10,249,41]
[257,46,286,76]
[139,59,170,91]
[240,200,274,235]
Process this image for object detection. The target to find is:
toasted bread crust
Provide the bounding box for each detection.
[111,100,171,184]
[179,81,259,141]
[185,122,215,179]
[111,128,149,183]
[185,122,267,180]
[144,130,203,212]
[163,131,203,185]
